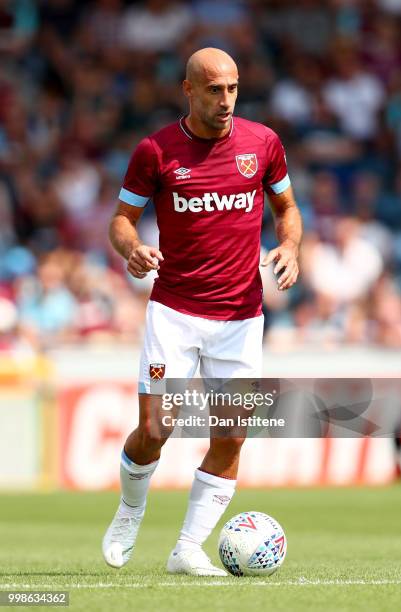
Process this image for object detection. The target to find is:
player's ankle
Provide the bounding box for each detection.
[118,499,145,518]
[174,538,202,553]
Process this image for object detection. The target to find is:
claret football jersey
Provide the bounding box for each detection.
[119,116,291,320]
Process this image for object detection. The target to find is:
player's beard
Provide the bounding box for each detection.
[203,110,232,132]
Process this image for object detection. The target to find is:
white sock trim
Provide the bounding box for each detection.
[195,468,236,489]
[119,498,146,514]
[121,449,158,474]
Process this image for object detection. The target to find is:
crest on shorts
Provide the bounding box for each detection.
[236,153,258,178]
[149,363,165,380]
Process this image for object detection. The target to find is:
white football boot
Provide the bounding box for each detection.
[167,548,228,577]
[102,505,144,568]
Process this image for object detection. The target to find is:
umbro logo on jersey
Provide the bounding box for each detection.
[174,167,191,180]
[173,190,256,213]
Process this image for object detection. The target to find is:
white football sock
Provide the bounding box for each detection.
[119,449,158,517]
[175,468,236,552]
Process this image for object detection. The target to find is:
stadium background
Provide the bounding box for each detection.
[0,0,401,491]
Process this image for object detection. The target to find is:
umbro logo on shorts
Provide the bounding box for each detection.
[149,363,165,380]
[173,190,256,213]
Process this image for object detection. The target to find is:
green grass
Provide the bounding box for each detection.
[0,487,401,611]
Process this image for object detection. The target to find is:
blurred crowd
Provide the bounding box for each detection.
[1,0,401,353]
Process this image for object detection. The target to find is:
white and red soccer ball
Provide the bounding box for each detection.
[219,511,287,576]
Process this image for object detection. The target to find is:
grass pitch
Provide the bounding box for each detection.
[0,487,400,611]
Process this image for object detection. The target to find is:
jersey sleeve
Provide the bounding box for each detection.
[262,131,291,195]
[119,137,158,206]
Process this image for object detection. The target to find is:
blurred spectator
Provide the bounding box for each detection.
[295,96,361,168]
[378,0,401,14]
[0,179,17,254]
[53,143,101,222]
[260,0,333,57]
[363,14,401,85]
[39,0,81,43]
[323,41,385,140]
[0,295,35,357]
[306,171,344,241]
[193,0,250,52]
[351,172,394,263]
[0,0,38,56]
[17,253,78,345]
[77,177,118,255]
[378,166,401,233]
[68,257,114,338]
[121,0,194,53]
[386,70,401,154]
[80,0,125,53]
[369,274,401,346]
[305,217,383,303]
[270,56,320,127]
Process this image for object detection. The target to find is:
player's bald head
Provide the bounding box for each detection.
[186,48,238,84]
[183,48,238,138]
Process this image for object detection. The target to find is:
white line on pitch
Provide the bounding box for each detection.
[1,579,401,588]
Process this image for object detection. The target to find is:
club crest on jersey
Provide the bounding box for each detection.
[149,363,165,380]
[236,153,258,178]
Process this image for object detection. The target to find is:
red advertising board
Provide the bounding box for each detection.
[57,382,397,490]
[58,383,138,489]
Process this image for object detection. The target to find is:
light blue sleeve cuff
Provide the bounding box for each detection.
[119,187,150,207]
[138,381,148,394]
[270,173,291,194]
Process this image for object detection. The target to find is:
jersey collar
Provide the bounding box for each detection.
[179,116,234,143]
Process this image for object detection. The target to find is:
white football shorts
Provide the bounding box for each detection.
[138,300,264,393]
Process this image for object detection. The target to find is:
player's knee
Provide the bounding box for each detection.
[210,436,246,455]
[137,422,170,449]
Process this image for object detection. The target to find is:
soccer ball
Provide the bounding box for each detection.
[218,511,287,577]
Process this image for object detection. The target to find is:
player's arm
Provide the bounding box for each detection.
[109,201,163,279]
[110,137,163,279]
[261,185,302,291]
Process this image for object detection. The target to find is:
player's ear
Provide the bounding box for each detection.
[182,79,192,99]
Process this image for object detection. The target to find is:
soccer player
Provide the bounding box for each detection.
[103,47,302,575]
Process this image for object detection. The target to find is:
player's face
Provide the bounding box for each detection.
[185,66,239,135]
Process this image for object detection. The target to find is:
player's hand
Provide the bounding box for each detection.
[127,245,164,279]
[261,241,299,291]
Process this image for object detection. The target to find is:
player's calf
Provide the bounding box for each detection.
[200,436,246,479]
[124,422,171,465]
